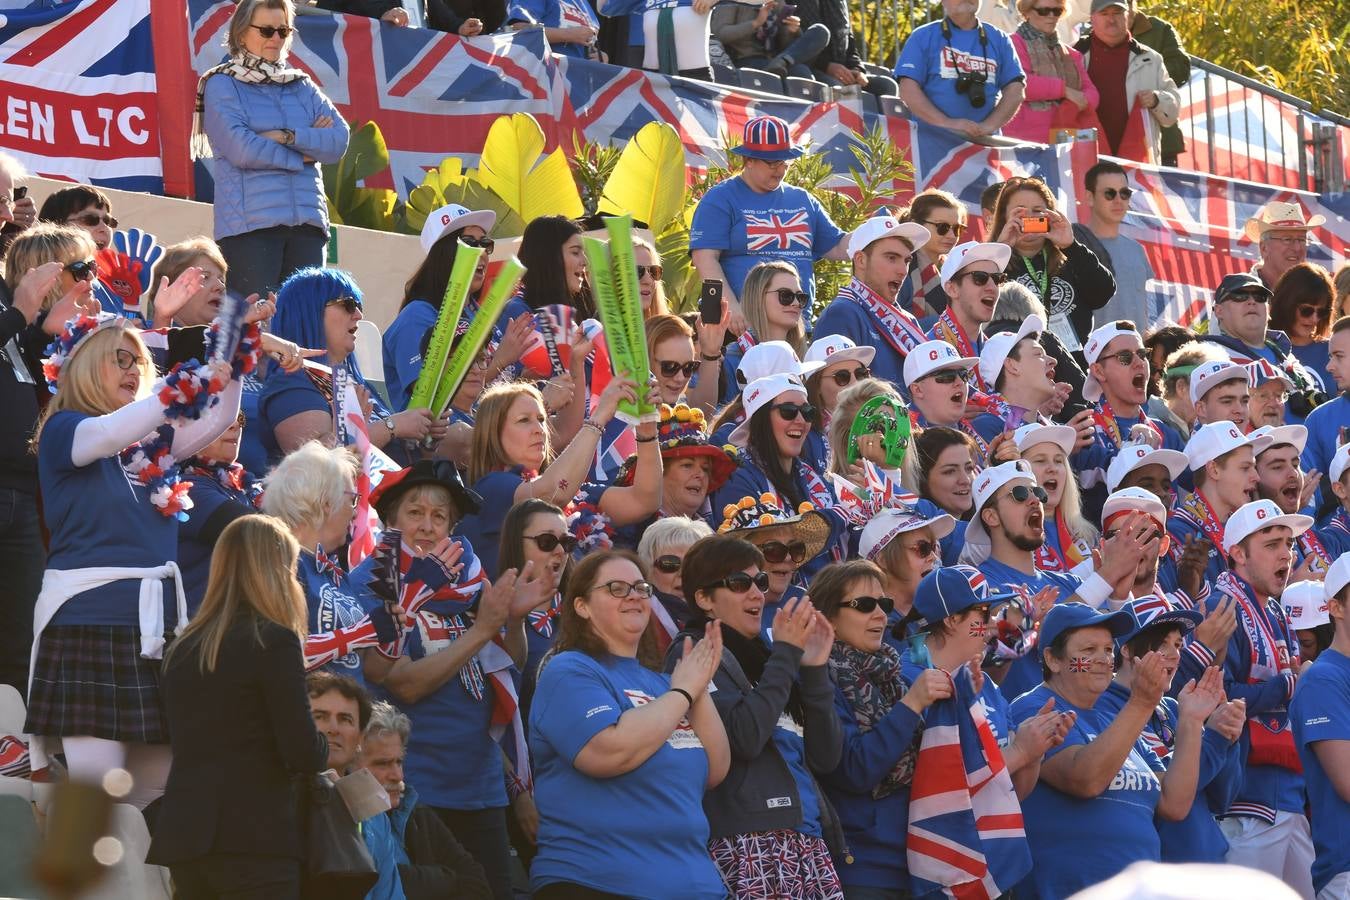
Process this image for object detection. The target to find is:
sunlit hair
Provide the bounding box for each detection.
[2,223,97,309]
[498,499,572,594]
[364,700,412,746]
[166,515,307,674]
[741,260,806,356]
[808,559,885,621]
[903,188,965,235]
[638,516,713,569]
[554,549,660,669]
[227,0,295,56]
[645,314,695,374]
[988,176,1066,275]
[826,377,911,481]
[1334,265,1350,319]
[261,441,357,530]
[32,322,153,453]
[990,279,1047,327]
[1022,439,1098,546]
[0,151,28,187]
[469,381,547,485]
[1161,342,1226,400]
[146,237,227,324]
[634,237,670,318]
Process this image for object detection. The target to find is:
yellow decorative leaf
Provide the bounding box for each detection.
[598,122,687,231]
[523,147,584,222]
[474,113,547,217]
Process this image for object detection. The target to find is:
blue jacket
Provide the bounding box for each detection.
[202,73,349,241]
[362,806,407,900]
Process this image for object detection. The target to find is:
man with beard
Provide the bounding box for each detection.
[1302,318,1350,503]
[1251,424,1340,583]
[1161,423,1271,594]
[1208,500,1317,897]
[1246,361,1294,431]
[1244,201,1325,292]
[927,241,1012,392]
[1190,360,1251,431]
[960,459,1146,699]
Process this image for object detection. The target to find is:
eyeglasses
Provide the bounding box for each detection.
[920,220,966,237]
[525,532,579,553]
[591,579,655,599]
[652,555,683,574]
[326,296,361,314]
[771,401,818,423]
[658,360,700,379]
[703,571,771,594]
[771,288,809,308]
[757,539,808,563]
[461,235,495,254]
[957,271,1008,287]
[1099,187,1134,201]
[113,349,146,371]
[1266,234,1309,247]
[906,539,939,559]
[1106,348,1149,366]
[1003,484,1049,504]
[843,595,895,614]
[1031,5,1065,15]
[250,23,294,38]
[827,365,871,387]
[67,211,118,229]
[1219,291,1268,305]
[926,368,970,385]
[1296,304,1327,319]
[64,258,98,281]
[637,264,664,280]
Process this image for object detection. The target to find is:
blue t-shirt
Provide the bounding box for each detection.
[1009,683,1165,899]
[40,410,180,627]
[528,651,726,899]
[1303,395,1350,509]
[689,176,845,306]
[381,298,438,412]
[1291,647,1350,893]
[977,558,1084,700]
[507,0,600,58]
[256,364,391,467]
[299,553,372,686]
[178,470,257,616]
[237,374,269,476]
[894,18,1025,125]
[1291,341,1330,391]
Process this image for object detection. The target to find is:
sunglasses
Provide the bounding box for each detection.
[326,296,361,314]
[1031,5,1064,14]
[68,211,118,229]
[844,595,895,614]
[926,368,970,385]
[113,348,146,371]
[771,288,809,308]
[906,539,939,559]
[250,23,294,38]
[592,579,655,599]
[920,220,965,237]
[957,271,1009,287]
[637,264,664,280]
[1003,484,1049,504]
[827,365,871,387]
[65,258,98,281]
[772,401,818,423]
[1297,304,1326,319]
[461,235,495,254]
[758,539,808,564]
[525,532,579,553]
[1220,291,1268,305]
[658,360,700,379]
[1100,187,1134,201]
[1105,348,1149,366]
[653,555,683,574]
[704,571,771,594]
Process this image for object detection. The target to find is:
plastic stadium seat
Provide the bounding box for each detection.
[81,803,171,900]
[861,92,880,115]
[0,795,39,898]
[880,95,910,119]
[738,68,785,95]
[0,775,31,802]
[353,319,390,408]
[784,77,830,103]
[712,64,740,86]
[862,61,892,79]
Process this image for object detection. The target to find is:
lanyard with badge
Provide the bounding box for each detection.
[1021,249,1081,352]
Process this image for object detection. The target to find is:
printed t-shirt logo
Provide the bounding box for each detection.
[624,688,703,749]
[745,211,812,253]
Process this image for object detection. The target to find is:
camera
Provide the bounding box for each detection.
[1022,215,1050,234]
[955,69,988,108]
[1288,388,1330,419]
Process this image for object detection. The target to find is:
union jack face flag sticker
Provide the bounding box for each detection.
[745,211,812,252]
[1069,657,1093,673]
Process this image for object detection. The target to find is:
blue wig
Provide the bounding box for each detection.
[268,266,366,380]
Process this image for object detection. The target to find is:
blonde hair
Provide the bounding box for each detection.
[146,237,227,324]
[634,238,670,318]
[827,378,906,477]
[1022,439,1099,547]
[742,260,806,356]
[261,441,357,529]
[32,322,153,453]
[469,382,547,485]
[2,224,97,309]
[167,515,307,674]
[227,0,295,56]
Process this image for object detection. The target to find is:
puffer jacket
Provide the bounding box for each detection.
[202,73,350,240]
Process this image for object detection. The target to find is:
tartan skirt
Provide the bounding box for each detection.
[709,829,845,900]
[24,625,170,744]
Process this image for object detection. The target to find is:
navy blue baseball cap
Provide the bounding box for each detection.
[1115,595,1203,647]
[911,565,1015,630]
[1040,602,1134,653]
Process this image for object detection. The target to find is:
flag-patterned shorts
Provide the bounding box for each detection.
[708,828,845,899]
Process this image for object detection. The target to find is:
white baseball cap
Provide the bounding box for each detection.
[1190,360,1248,405]
[904,339,979,388]
[1102,486,1168,528]
[848,215,931,258]
[1012,422,1076,456]
[859,507,956,561]
[737,340,824,385]
[1248,424,1308,456]
[1221,498,1312,554]
[939,241,1012,285]
[805,334,875,372]
[1331,443,1350,484]
[960,459,1038,566]
[419,204,497,254]
[730,373,809,447]
[978,314,1046,390]
[1184,421,1272,472]
[1106,441,1189,492]
[1326,554,1350,605]
[1082,322,1143,403]
[1283,581,1330,631]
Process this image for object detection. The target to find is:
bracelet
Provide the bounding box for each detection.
[635,433,657,443]
[670,687,694,709]
[581,419,605,436]
[700,352,723,362]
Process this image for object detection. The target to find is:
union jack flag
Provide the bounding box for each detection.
[744,211,813,252]
[1128,594,1175,629]
[1141,729,1170,762]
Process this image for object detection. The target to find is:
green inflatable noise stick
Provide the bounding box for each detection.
[846,395,911,468]
[407,240,485,412]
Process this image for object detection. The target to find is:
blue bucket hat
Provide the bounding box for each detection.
[731,115,805,161]
[1040,602,1134,655]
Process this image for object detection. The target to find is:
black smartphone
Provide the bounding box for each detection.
[13,186,26,201]
[699,279,723,326]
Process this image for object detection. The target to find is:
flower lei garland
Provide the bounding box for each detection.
[564,500,615,559]
[187,461,264,508]
[122,425,195,521]
[42,313,110,392]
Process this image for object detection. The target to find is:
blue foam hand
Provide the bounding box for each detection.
[112,228,164,294]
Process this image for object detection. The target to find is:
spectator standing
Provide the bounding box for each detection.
[690,115,849,327]
[0,152,36,260]
[195,0,350,298]
[895,0,1027,139]
[634,238,671,319]
[1244,201,1325,292]
[1129,3,1190,166]
[1073,0,1179,163]
[795,0,897,96]
[509,214,595,318]
[1302,318,1350,495]
[1269,262,1336,384]
[711,0,830,78]
[1004,0,1099,144]
[1078,161,1157,325]
[428,0,504,34]
[35,185,132,317]
[149,515,329,898]
[900,189,966,321]
[508,0,601,59]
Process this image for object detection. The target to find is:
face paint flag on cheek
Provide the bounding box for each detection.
[1069,657,1092,673]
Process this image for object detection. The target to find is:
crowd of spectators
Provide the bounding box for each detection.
[1,0,1350,898]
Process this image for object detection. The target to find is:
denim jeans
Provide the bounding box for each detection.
[217,223,327,299]
[739,22,831,76]
[0,488,43,699]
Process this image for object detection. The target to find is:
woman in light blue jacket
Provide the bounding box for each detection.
[194,0,349,299]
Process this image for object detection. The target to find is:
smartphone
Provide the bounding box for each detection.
[700,279,724,325]
[13,186,26,201]
[1022,215,1050,234]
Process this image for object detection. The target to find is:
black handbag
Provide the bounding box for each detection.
[299,775,379,900]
